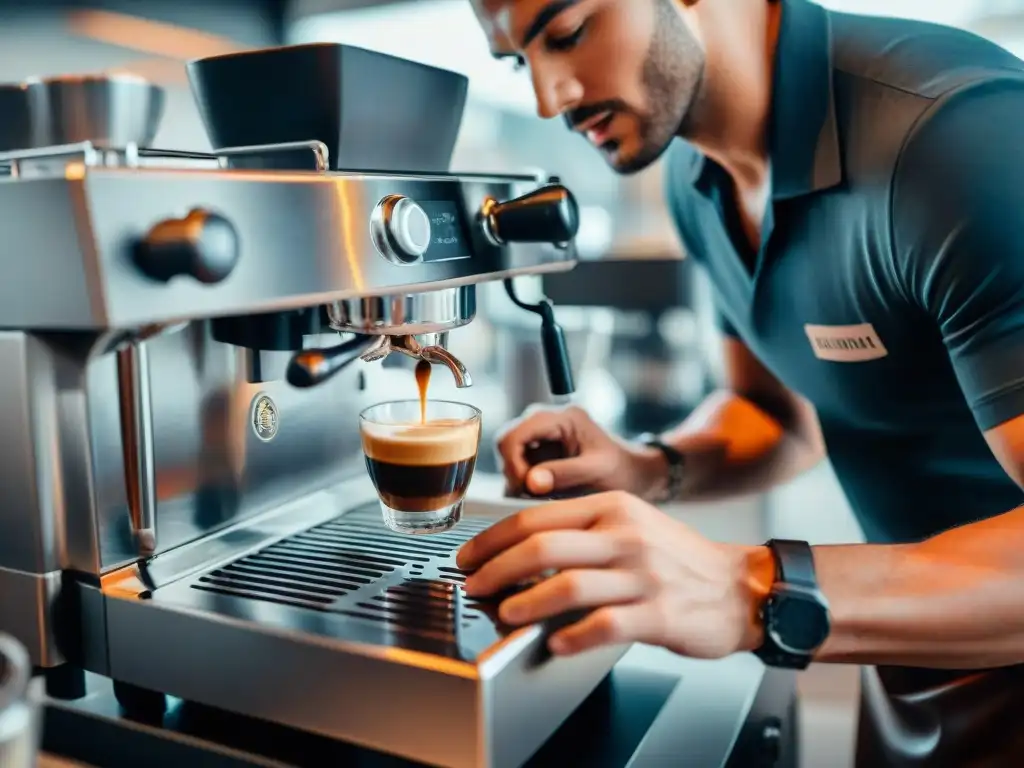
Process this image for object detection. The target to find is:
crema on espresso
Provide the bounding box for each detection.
[361,419,480,513]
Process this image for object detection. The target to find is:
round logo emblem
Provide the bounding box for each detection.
[251,393,279,442]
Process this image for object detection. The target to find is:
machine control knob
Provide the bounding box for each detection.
[481,184,580,246]
[371,195,432,264]
[133,209,240,284]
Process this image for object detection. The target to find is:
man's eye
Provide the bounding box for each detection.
[545,22,588,53]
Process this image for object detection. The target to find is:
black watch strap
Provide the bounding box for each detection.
[638,435,685,502]
[767,539,818,588]
[755,539,830,670]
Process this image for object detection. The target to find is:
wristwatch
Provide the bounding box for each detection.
[754,539,832,670]
[637,434,685,503]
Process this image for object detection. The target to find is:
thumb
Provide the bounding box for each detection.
[526,456,599,496]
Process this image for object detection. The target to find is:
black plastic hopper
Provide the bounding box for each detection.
[186,43,469,174]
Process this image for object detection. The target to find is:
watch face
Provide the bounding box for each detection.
[768,592,831,653]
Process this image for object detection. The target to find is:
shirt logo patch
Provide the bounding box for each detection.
[804,323,888,363]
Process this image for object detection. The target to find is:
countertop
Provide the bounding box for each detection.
[38,645,793,768]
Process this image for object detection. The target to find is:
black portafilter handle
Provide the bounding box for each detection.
[286,336,376,388]
[486,184,580,245]
[504,279,575,399]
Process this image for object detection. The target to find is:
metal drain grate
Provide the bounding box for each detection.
[191,507,495,642]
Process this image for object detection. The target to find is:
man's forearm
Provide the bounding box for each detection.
[646,390,824,503]
[672,433,821,503]
[741,505,1024,668]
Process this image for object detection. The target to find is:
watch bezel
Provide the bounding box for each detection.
[762,583,832,656]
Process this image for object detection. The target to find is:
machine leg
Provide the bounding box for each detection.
[43,664,87,700]
[113,680,167,722]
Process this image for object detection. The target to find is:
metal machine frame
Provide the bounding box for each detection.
[0,134,608,768]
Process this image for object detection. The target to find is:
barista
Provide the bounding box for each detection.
[463,0,1024,765]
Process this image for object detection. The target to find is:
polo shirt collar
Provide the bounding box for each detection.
[690,0,843,200]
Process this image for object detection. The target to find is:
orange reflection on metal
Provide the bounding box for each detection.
[66,10,245,60]
[379,646,477,679]
[333,179,366,293]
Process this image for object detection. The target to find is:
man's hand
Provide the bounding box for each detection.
[456,491,772,658]
[496,405,666,498]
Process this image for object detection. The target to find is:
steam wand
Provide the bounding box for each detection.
[503,277,580,491]
[503,278,575,402]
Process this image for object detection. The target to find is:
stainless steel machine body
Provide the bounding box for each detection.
[0,129,610,767]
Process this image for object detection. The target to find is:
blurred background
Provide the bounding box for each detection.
[3,0,1023,765]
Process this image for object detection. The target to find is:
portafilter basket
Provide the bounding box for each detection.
[0,634,36,768]
[187,43,469,173]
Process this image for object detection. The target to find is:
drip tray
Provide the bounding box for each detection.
[103,502,628,768]
[181,505,502,660]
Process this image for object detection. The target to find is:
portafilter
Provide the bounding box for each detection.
[285,286,477,390]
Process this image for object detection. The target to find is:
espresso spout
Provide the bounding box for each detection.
[420,345,472,388]
[372,334,473,388]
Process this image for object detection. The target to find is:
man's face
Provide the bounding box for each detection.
[472,0,705,174]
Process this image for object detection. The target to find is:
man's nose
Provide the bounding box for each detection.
[531,67,583,120]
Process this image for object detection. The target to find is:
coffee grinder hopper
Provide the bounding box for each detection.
[187,43,579,397]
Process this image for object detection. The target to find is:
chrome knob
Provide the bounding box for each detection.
[370,194,432,264]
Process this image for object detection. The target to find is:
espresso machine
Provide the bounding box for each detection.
[0,44,608,768]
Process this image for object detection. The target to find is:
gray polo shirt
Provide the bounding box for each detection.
[664,0,1024,764]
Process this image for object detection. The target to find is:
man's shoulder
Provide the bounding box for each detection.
[827,11,1024,209]
[830,10,1024,100]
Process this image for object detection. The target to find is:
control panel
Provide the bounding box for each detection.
[369,184,579,266]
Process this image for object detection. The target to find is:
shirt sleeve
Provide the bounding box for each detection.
[892,78,1024,431]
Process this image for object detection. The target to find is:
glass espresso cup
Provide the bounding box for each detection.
[359,400,482,535]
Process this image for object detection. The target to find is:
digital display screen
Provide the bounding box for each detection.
[420,201,470,262]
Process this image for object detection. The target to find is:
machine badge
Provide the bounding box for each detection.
[251,393,279,442]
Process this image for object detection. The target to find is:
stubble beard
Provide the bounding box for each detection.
[612,0,706,175]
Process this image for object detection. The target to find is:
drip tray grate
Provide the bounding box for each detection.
[188,505,498,650]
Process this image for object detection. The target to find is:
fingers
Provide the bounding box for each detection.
[497,569,646,625]
[548,604,660,656]
[525,455,599,496]
[495,411,567,490]
[463,530,620,596]
[457,494,619,571]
